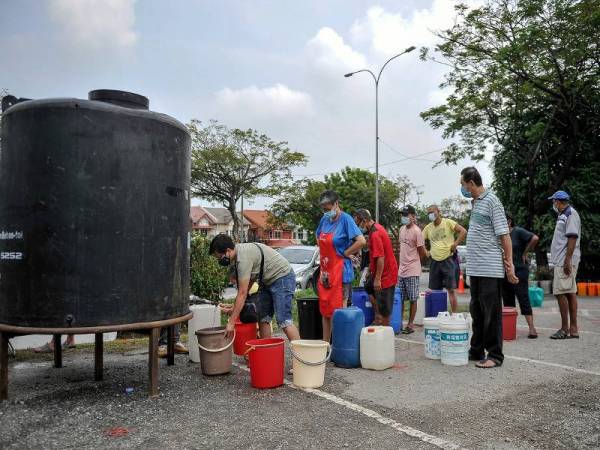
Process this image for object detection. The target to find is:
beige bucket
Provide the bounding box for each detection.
[195,326,235,376]
[290,339,331,388]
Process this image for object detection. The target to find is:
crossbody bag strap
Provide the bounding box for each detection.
[253,243,265,286]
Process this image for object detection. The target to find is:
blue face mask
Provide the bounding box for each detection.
[461,186,472,198]
[401,216,410,225]
[323,208,337,220]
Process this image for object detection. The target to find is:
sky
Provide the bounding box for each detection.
[0,0,491,210]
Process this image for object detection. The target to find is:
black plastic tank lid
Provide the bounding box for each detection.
[88,89,149,110]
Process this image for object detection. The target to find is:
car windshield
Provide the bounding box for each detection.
[278,248,315,265]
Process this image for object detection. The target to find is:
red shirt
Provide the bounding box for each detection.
[368,223,398,289]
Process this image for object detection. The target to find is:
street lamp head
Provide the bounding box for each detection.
[344,72,354,78]
[405,46,416,53]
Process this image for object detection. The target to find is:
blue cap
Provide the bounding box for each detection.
[548,190,570,201]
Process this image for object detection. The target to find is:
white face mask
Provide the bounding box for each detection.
[428,213,436,222]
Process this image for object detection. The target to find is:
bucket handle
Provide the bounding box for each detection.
[197,330,236,353]
[290,344,332,367]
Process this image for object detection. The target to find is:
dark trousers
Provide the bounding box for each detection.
[469,276,504,365]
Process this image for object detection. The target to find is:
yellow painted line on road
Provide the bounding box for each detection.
[395,337,600,377]
[233,362,464,450]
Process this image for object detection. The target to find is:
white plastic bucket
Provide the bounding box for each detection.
[423,317,440,359]
[290,340,331,388]
[360,326,395,370]
[188,304,221,363]
[439,313,469,366]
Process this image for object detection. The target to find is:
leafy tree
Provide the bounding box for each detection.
[272,167,419,242]
[437,195,471,229]
[420,0,600,275]
[189,120,307,240]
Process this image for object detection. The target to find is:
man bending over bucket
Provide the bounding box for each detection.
[209,234,300,343]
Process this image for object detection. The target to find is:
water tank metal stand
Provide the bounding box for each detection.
[0,313,192,401]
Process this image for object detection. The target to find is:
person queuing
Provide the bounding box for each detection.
[209,234,300,343]
[353,209,398,326]
[503,213,539,339]
[423,205,467,313]
[460,167,518,369]
[316,190,366,342]
[397,205,427,334]
[548,191,581,340]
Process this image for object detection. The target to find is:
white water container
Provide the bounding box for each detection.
[423,317,440,359]
[360,326,395,370]
[188,304,221,363]
[423,312,449,360]
[413,292,425,326]
[439,313,469,366]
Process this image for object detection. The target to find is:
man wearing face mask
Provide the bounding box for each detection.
[209,234,300,343]
[353,209,398,326]
[548,191,581,340]
[423,205,467,313]
[316,190,366,342]
[398,205,427,334]
[460,167,518,369]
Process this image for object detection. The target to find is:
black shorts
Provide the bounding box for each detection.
[429,257,458,290]
[502,268,532,316]
[374,286,395,318]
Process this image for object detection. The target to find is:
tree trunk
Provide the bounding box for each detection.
[227,200,241,242]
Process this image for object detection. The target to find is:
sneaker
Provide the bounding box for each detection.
[174,342,189,354]
[158,345,168,358]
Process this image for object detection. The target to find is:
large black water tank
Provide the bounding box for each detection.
[0,90,191,328]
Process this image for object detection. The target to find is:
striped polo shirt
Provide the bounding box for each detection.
[466,190,509,278]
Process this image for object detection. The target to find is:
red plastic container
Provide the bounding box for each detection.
[233,321,257,356]
[502,307,518,341]
[245,338,285,389]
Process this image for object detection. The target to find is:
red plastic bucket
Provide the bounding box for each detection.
[502,307,518,341]
[233,321,257,356]
[245,338,285,389]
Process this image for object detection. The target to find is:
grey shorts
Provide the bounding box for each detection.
[429,257,458,290]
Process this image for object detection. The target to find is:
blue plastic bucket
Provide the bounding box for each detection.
[425,290,448,318]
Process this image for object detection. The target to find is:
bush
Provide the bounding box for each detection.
[190,233,228,301]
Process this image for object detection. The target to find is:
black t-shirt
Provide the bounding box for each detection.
[511,226,534,271]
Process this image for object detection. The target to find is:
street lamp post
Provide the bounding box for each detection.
[344,46,416,223]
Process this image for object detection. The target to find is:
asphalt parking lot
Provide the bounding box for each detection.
[1,293,599,450]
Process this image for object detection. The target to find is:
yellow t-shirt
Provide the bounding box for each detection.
[423,218,457,261]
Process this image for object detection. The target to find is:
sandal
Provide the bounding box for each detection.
[402,327,415,335]
[32,343,54,353]
[567,334,580,339]
[476,358,499,369]
[527,334,538,339]
[550,330,568,340]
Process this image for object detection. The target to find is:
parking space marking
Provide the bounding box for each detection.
[232,362,463,450]
[395,337,600,377]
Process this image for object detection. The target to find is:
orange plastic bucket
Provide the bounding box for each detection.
[245,338,285,389]
[233,321,257,356]
[502,307,518,341]
[577,282,588,296]
[588,283,598,297]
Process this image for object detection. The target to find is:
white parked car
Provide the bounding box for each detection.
[278,245,320,291]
